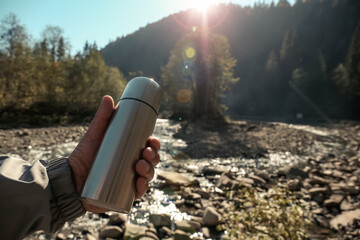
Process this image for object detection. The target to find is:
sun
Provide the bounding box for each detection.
[190,0,217,13]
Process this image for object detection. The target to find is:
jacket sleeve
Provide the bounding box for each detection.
[0,156,86,240]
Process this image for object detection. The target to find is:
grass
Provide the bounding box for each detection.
[219,183,313,240]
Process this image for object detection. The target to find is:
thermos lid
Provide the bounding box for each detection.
[120,77,162,114]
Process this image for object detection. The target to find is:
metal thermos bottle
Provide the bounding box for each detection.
[81,77,161,213]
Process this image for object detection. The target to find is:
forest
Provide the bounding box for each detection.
[0,0,360,124]
[102,0,360,121]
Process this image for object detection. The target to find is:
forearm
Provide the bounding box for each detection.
[0,156,85,240]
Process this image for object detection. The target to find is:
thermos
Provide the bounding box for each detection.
[81,77,162,213]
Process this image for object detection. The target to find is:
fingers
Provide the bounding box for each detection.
[84,95,115,141]
[135,177,149,199]
[147,137,160,151]
[144,137,160,167]
[136,159,155,182]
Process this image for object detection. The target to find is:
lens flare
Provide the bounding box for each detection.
[185,47,196,59]
[177,89,192,104]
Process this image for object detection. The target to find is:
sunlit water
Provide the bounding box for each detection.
[21,119,345,238]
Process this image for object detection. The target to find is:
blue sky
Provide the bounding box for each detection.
[0,0,295,54]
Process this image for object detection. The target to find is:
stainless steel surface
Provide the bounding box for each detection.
[120,77,162,113]
[81,77,161,213]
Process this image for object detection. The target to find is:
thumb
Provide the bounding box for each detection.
[84,95,115,141]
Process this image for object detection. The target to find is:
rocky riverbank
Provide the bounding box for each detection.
[1,119,359,239]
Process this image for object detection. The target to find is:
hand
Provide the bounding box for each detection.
[69,95,160,212]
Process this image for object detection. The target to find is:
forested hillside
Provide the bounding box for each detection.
[102,0,360,120]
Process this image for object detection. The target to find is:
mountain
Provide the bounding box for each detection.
[102,0,360,120]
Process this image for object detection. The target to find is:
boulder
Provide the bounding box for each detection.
[203,207,221,227]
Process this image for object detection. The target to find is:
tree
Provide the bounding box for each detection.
[0,13,33,109]
[57,37,65,60]
[42,25,64,61]
[333,27,360,98]
[161,32,239,120]
[0,13,28,58]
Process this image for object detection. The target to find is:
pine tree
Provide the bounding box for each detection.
[57,37,65,61]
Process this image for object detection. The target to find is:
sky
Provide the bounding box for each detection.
[0,0,295,54]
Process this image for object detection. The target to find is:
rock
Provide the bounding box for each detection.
[99,226,124,239]
[175,199,185,208]
[255,170,270,181]
[330,182,359,195]
[314,215,330,228]
[190,220,202,231]
[248,174,266,185]
[288,178,301,191]
[146,223,157,235]
[309,175,329,185]
[84,234,97,240]
[178,204,192,215]
[173,229,191,240]
[123,223,147,240]
[203,207,221,227]
[324,194,344,208]
[158,171,196,188]
[217,172,236,189]
[309,187,329,196]
[313,193,325,203]
[56,233,66,240]
[236,177,255,186]
[158,226,173,238]
[330,209,360,230]
[340,200,359,211]
[201,227,210,238]
[202,165,229,176]
[180,187,192,198]
[200,199,213,208]
[108,213,127,226]
[195,189,211,199]
[145,231,160,240]
[190,193,201,200]
[139,237,156,240]
[149,213,171,228]
[312,208,323,215]
[278,166,309,179]
[175,220,196,233]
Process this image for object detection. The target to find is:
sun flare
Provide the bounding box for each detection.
[190,0,217,13]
